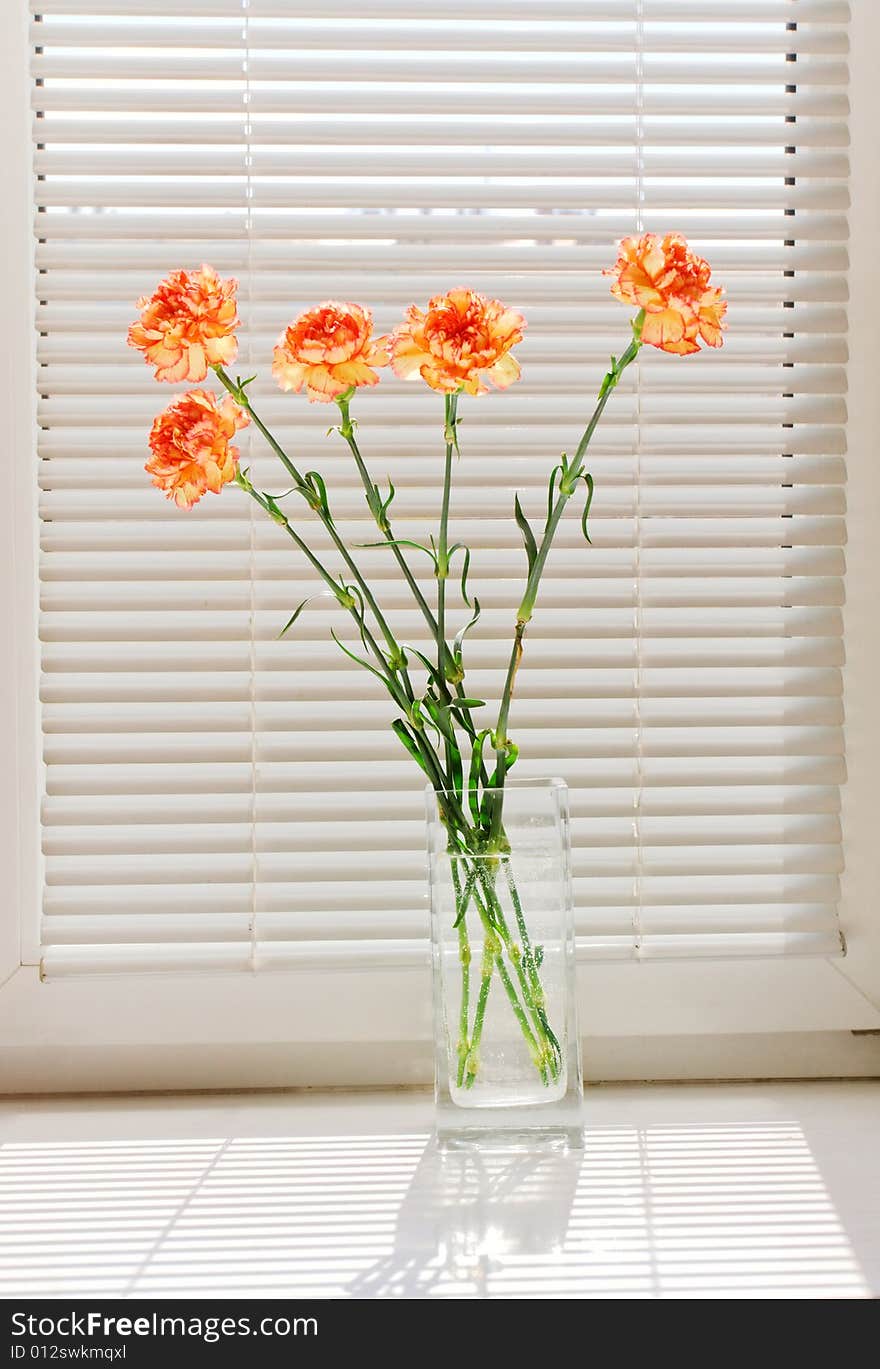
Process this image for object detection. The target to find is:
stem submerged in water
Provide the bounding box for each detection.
[450,860,472,1087]
[441,834,562,1092]
[464,932,496,1089]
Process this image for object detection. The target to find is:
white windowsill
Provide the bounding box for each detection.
[2,1080,879,1300]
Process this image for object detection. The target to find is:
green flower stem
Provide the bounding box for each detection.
[453,848,551,1084]
[336,398,490,786]
[443,830,557,1086]
[440,815,558,1073]
[488,319,645,843]
[226,392,456,789]
[335,397,440,642]
[461,871,546,1089]
[472,859,559,1081]
[436,393,459,691]
[489,617,525,797]
[501,858,561,1075]
[214,366,408,682]
[235,473,411,718]
[494,958,547,1085]
[456,926,471,1088]
[503,857,543,1003]
[235,472,347,609]
[450,859,472,1087]
[463,934,496,1089]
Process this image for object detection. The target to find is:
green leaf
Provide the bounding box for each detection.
[449,697,485,710]
[233,373,257,401]
[391,720,429,775]
[423,694,456,744]
[514,494,538,575]
[262,493,287,527]
[452,866,477,927]
[459,546,474,609]
[330,628,389,689]
[333,582,358,611]
[378,478,396,526]
[343,581,366,624]
[405,644,442,686]
[598,356,621,403]
[580,472,595,545]
[346,585,393,670]
[277,598,311,640]
[486,739,519,792]
[446,735,463,801]
[452,596,481,671]
[407,696,441,746]
[444,394,461,452]
[468,730,490,827]
[546,464,563,531]
[354,538,438,570]
[303,470,331,517]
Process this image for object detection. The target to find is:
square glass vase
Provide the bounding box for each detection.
[426,777,583,1150]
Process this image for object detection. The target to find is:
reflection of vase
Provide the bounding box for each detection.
[426,778,583,1148]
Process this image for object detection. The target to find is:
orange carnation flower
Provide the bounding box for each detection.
[272,301,389,403]
[128,264,239,383]
[146,389,248,509]
[390,288,525,396]
[604,232,727,355]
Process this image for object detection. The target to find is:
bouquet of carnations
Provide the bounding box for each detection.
[128,234,726,1091]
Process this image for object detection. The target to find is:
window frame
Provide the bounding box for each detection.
[2,0,879,1090]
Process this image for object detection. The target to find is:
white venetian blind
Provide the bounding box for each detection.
[31,0,849,975]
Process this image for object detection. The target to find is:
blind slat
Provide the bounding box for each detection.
[31,52,851,81]
[33,150,853,179]
[29,2,853,22]
[33,89,851,118]
[34,212,853,243]
[28,17,852,54]
[34,118,853,150]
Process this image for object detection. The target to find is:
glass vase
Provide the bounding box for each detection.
[425,777,583,1149]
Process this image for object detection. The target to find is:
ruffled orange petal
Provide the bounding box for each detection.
[389,288,525,396]
[640,307,688,350]
[303,364,349,401]
[273,301,389,402]
[610,266,668,312]
[659,335,701,356]
[156,351,200,384]
[331,359,381,388]
[418,361,466,394]
[145,388,248,508]
[389,338,429,380]
[485,352,521,389]
[366,335,391,366]
[271,349,307,393]
[606,233,726,355]
[696,287,728,347]
[128,265,240,383]
[204,334,238,366]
